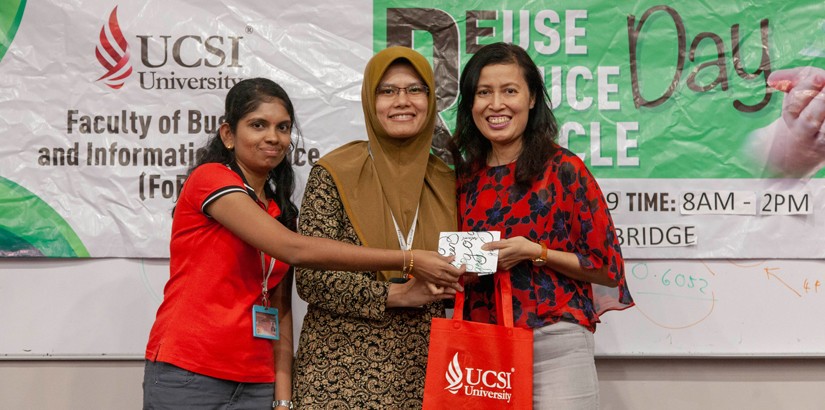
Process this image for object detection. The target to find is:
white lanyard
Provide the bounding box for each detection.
[391,204,420,251]
[260,252,277,308]
[368,142,421,251]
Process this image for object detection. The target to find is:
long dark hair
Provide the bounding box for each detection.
[449,42,559,191]
[184,78,300,232]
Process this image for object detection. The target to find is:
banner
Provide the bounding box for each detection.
[1,0,823,258]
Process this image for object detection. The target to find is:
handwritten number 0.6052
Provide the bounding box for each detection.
[631,264,709,294]
[661,268,708,294]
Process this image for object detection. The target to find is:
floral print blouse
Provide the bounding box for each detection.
[458,147,633,332]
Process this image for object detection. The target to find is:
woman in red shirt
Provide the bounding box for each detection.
[449,43,634,409]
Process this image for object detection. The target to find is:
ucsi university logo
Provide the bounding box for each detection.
[444,352,516,403]
[94,6,244,91]
[96,7,131,89]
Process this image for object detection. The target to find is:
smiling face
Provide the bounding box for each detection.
[471,63,536,151]
[219,99,292,182]
[374,62,430,140]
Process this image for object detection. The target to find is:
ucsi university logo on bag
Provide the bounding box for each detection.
[443,352,517,403]
[423,278,533,409]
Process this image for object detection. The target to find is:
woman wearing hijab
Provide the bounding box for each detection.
[292,47,459,408]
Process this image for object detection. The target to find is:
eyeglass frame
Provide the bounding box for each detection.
[375,84,430,98]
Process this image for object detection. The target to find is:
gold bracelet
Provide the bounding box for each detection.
[404,250,415,278]
[532,241,548,266]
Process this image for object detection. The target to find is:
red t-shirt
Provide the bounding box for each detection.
[145,163,289,383]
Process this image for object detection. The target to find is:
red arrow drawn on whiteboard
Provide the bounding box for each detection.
[764,267,802,298]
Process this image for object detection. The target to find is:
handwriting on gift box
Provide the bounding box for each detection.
[438,231,500,275]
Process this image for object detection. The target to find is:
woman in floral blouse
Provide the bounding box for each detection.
[449,42,634,409]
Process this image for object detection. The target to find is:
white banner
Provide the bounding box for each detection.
[1,0,376,257]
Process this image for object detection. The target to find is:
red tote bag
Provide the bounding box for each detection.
[423,273,533,409]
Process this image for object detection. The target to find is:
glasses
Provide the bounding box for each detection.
[375,84,429,98]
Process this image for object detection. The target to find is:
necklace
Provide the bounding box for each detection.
[252,185,266,203]
[490,149,519,167]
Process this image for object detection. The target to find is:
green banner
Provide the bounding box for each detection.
[374,0,824,179]
[0,0,26,63]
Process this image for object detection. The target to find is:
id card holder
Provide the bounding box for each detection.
[252,305,279,340]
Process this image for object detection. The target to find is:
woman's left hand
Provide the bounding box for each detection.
[482,236,538,271]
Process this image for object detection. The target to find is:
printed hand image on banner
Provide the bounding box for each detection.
[0,0,823,258]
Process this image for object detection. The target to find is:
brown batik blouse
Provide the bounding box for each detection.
[292,165,446,409]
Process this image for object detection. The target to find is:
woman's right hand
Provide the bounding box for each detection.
[387,276,457,308]
[409,250,465,292]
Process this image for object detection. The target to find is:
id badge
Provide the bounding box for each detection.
[252,305,279,340]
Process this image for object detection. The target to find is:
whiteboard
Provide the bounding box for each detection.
[1,258,823,358]
[594,259,825,357]
[0,258,167,359]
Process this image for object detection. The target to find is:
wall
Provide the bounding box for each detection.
[5,258,824,359]
[2,359,823,409]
